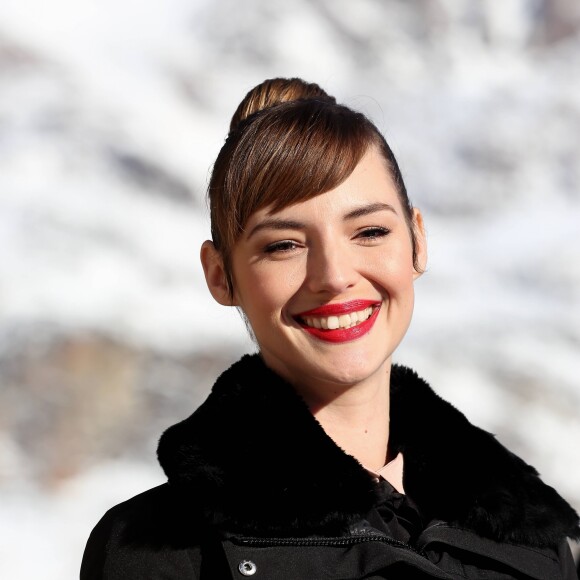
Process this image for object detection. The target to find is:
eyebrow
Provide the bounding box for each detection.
[343,202,397,220]
[246,219,306,239]
[246,202,397,239]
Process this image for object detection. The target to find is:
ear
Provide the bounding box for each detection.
[200,240,237,306]
[412,208,428,279]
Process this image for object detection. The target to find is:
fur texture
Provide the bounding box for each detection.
[157,354,579,548]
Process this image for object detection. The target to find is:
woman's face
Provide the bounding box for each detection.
[202,145,426,398]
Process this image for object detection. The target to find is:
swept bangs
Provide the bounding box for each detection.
[209,99,377,254]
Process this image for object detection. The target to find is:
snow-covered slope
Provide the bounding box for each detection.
[0,0,579,577]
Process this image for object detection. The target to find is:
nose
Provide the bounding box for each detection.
[304,242,357,296]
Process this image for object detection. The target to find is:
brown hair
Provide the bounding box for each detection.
[229,78,331,133]
[208,77,418,296]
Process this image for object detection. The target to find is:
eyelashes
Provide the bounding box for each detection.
[356,227,391,241]
[264,240,300,254]
[263,227,391,255]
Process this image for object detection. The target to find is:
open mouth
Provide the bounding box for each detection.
[294,300,381,343]
[298,306,375,330]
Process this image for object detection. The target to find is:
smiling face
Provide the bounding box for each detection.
[201,145,426,398]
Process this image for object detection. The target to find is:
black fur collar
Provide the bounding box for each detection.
[157,354,579,548]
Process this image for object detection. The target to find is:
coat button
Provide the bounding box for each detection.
[238,559,257,576]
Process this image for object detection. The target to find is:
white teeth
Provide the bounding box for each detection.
[338,314,351,327]
[302,306,375,330]
[327,316,339,330]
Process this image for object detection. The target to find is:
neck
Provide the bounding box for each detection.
[302,370,392,471]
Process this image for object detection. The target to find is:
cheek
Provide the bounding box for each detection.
[259,259,305,294]
[235,262,303,317]
[366,243,416,288]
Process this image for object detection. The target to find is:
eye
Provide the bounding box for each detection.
[355,227,391,242]
[264,240,300,254]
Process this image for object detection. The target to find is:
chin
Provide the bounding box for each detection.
[305,353,391,389]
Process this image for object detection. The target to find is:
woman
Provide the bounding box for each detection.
[81,78,579,579]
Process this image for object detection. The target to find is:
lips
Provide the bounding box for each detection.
[294,300,381,343]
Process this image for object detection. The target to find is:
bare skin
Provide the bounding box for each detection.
[307,369,392,470]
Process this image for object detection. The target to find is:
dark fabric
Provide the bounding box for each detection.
[371,479,425,544]
[417,524,573,580]
[80,485,202,580]
[81,354,580,579]
[220,535,452,579]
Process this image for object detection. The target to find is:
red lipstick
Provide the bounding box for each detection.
[297,299,378,317]
[295,300,381,343]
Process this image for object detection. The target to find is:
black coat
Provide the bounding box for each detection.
[81,355,580,579]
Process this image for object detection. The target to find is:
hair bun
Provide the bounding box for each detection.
[229,77,335,132]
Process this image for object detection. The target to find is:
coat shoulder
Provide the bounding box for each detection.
[80,484,203,579]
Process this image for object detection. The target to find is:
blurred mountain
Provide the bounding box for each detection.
[0,0,579,576]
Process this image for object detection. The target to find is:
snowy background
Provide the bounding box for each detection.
[1,0,579,577]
